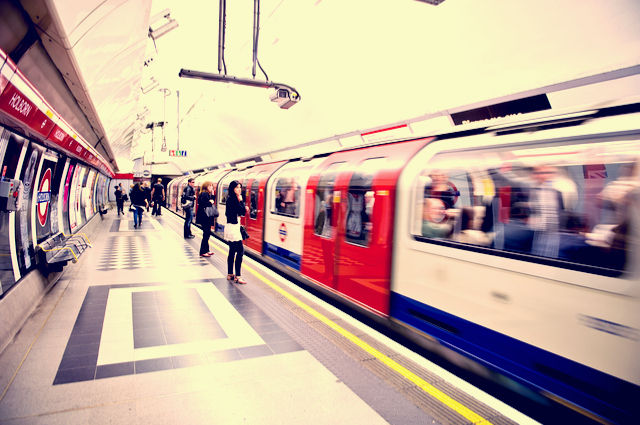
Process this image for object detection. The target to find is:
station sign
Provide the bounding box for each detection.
[169,150,187,157]
[0,48,115,177]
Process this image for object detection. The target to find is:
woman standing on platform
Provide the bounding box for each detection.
[224,180,248,284]
[196,181,217,257]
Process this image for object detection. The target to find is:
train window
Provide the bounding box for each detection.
[345,158,385,247]
[314,162,345,237]
[219,182,229,205]
[273,175,301,218]
[412,138,640,276]
[250,179,259,219]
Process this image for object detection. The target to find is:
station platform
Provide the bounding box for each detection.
[0,209,537,425]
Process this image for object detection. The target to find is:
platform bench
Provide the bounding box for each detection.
[36,232,92,272]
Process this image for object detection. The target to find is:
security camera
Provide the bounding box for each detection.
[269,87,299,109]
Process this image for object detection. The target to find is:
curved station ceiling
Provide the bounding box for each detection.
[1,0,639,175]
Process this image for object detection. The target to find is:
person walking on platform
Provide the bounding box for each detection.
[130,183,148,229]
[151,178,165,216]
[143,181,152,213]
[114,183,124,215]
[182,178,196,239]
[224,180,248,284]
[196,181,218,257]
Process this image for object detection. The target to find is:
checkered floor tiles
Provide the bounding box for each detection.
[97,234,208,271]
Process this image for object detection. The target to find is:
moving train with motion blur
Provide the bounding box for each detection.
[167,98,640,423]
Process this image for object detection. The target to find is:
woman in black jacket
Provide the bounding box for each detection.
[224,180,247,283]
[196,181,216,257]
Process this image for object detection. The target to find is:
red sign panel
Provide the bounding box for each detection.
[0,82,36,123]
[47,124,69,147]
[29,108,55,137]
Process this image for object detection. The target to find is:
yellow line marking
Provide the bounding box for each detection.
[180,215,493,422]
[242,261,493,424]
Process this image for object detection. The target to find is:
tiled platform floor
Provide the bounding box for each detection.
[0,211,534,425]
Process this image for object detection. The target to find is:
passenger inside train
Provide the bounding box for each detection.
[276,177,299,216]
[416,140,639,275]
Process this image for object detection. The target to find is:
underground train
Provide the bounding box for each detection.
[167,100,640,424]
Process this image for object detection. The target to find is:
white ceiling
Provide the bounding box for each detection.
[37,0,640,173]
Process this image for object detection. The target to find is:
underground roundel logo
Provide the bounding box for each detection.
[37,168,52,227]
[279,222,287,242]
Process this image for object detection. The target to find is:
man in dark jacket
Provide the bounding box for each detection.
[150,178,165,216]
[182,178,196,238]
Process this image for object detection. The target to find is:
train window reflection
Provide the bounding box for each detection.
[314,162,345,238]
[346,158,385,247]
[273,175,300,218]
[413,138,640,276]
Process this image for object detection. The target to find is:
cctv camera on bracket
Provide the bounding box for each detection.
[178,69,301,109]
[270,86,300,109]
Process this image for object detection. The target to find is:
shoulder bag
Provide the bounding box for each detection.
[204,204,219,218]
[240,225,250,240]
[181,193,193,209]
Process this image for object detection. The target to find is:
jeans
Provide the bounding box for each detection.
[132,206,143,227]
[184,207,193,237]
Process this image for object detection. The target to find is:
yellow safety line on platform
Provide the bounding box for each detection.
[240,259,493,425]
[186,215,491,423]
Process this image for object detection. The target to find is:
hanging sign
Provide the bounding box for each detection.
[169,150,187,157]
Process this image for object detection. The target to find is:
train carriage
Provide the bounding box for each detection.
[392,106,640,423]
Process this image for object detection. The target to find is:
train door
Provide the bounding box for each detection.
[301,161,346,289]
[241,161,287,253]
[302,139,431,315]
[193,169,230,230]
[173,175,191,216]
[216,170,245,234]
[264,158,323,270]
[167,176,180,212]
[335,157,396,314]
